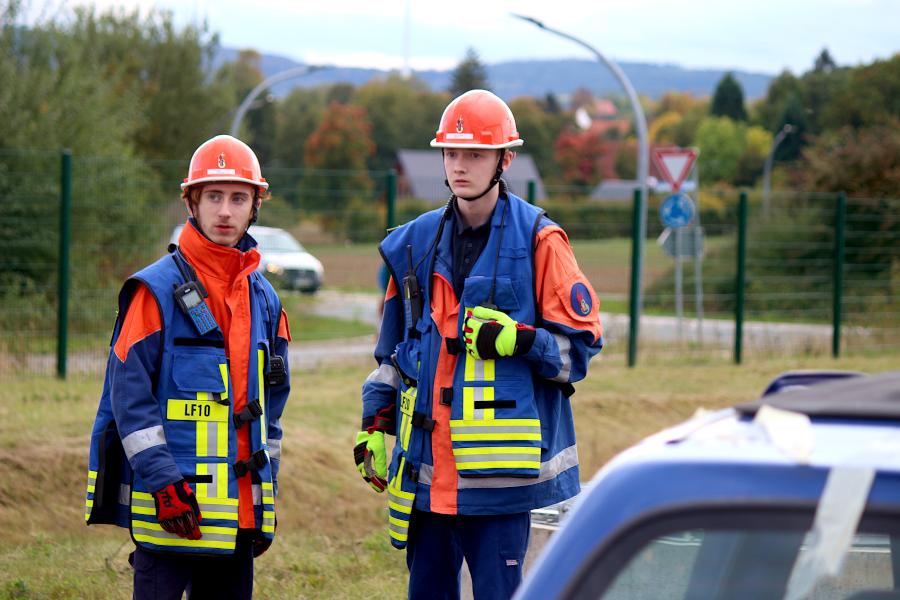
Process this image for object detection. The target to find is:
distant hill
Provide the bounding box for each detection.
[214,47,774,101]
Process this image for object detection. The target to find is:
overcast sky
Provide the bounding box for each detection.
[39,0,900,74]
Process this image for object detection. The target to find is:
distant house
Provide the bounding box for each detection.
[396,149,547,203]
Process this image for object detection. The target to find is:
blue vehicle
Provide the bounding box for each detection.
[516,370,900,600]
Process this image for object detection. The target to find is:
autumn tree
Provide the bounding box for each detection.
[553,128,608,191]
[301,101,375,215]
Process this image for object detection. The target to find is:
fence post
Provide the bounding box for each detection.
[527,180,536,205]
[628,188,644,368]
[832,191,846,358]
[57,150,72,379]
[386,169,397,230]
[734,191,748,365]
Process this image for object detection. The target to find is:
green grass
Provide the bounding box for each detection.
[2,350,899,597]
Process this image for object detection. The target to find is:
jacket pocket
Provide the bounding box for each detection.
[449,356,542,478]
[167,349,232,459]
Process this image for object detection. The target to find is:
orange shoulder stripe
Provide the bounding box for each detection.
[277,308,292,342]
[113,284,162,363]
[534,226,603,342]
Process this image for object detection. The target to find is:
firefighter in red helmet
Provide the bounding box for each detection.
[86,135,292,599]
[356,91,604,600]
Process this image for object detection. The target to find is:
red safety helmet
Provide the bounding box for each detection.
[430,90,524,150]
[181,135,268,193]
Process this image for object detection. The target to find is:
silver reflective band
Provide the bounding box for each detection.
[252,485,262,505]
[268,438,282,462]
[388,489,414,509]
[119,484,131,505]
[121,425,167,460]
[366,363,400,389]
[132,496,155,510]
[390,520,408,535]
[550,334,572,383]
[419,444,579,489]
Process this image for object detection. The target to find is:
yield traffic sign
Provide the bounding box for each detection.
[652,147,699,191]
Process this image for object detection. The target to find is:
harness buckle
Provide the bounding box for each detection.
[233,399,263,429]
[411,411,436,432]
[233,449,268,478]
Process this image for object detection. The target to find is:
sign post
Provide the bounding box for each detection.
[653,147,700,342]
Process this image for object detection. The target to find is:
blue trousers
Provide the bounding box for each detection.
[131,531,254,600]
[406,509,531,600]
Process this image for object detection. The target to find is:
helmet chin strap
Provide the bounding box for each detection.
[443,149,506,202]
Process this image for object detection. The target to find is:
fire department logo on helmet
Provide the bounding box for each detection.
[217,153,226,169]
[456,116,464,134]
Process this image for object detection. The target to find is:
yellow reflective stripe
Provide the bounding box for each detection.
[167,399,228,422]
[133,534,235,550]
[202,511,239,520]
[87,484,95,493]
[452,446,541,455]
[197,392,208,401]
[463,387,473,420]
[217,463,228,499]
[389,499,413,514]
[483,387,494,421]
[219,363,229,402]
[198,496,238,506]
[452,433,541,442]
[88,470,97,478]
[257,349,266,444]
[450,419,540,427]
[197,421,208,457]
[133,491,153,501]
[132,505,155,516]
[389,530,408,542]
[456,460,541,470]
[196,463,209,498]
[135,521,236,535]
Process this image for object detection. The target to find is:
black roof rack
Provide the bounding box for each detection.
[736,370,900,420]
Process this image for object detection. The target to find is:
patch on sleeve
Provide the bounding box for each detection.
[570,282,592,317]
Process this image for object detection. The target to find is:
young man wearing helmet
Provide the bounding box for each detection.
[85,135,291,599]
[355,90,603,600]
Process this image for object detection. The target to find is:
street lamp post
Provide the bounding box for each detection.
[762,124,794,218]
[229,65,324,137]
[511,14,650,352]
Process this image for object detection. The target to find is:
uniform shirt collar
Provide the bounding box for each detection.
[178,219,261,283]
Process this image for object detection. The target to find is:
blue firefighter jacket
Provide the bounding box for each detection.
[362,191,602,545]
[85,226,290,555]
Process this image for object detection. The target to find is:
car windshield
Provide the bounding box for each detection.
[253,230,304,253]
[593,526,898,600]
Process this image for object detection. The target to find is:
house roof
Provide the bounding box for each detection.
[396,149,546,203]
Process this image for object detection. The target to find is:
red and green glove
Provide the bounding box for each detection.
[152,480,202,540]
[463,305,536,360]
[354,430,388,493]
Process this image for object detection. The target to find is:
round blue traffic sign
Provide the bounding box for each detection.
[659,193,695,229]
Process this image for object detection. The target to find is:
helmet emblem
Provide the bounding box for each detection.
[217,153,226,168]
[456,116,464,134]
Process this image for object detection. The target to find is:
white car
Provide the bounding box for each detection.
[170,224,324,293]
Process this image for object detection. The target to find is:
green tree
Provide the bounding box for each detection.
[216,50,276,164]
[271,86,329,168]
[693,116,745,183]
[449,47,489,96]
[353,75,447,171]
[813,48,837,74]
[508,96,566,182]
[711,72,747,121]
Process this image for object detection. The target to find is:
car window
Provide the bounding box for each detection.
[565,511,900,600]
[252,230,305,253]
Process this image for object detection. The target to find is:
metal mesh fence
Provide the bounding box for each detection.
[1,148,898,376]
